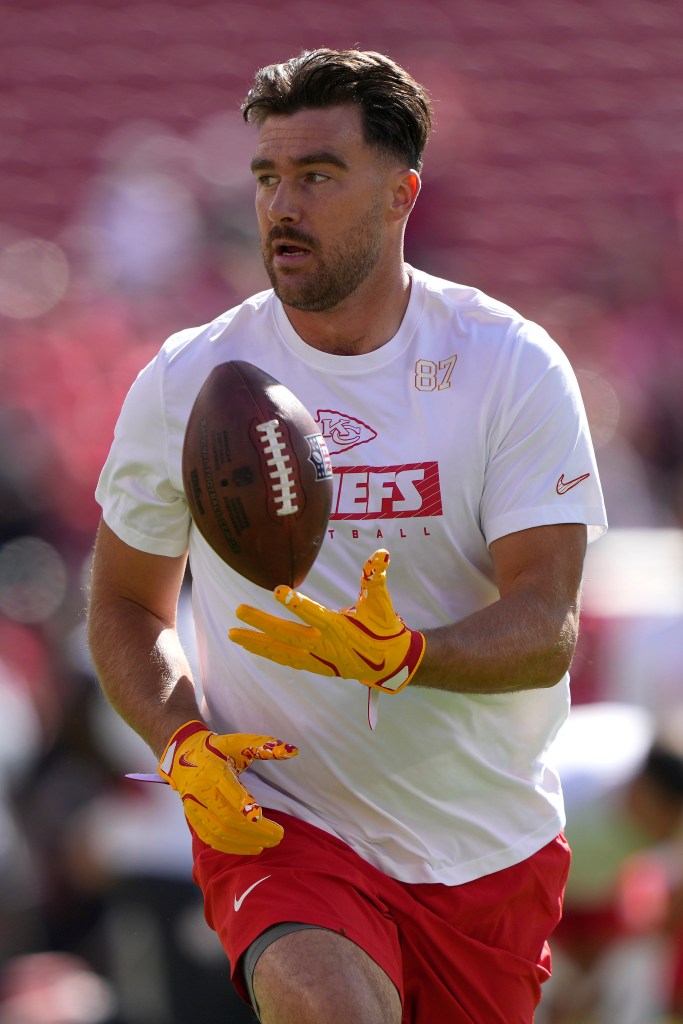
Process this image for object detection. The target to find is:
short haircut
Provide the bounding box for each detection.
[241,48,433,172]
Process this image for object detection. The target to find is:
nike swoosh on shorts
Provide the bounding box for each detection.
[234,874,271,912]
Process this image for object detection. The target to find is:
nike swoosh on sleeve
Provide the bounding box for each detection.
[556,472,590,495]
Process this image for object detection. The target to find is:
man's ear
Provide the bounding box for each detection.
[389,169,421,221]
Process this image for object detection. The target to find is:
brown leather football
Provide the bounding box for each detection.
[182,361,333,590]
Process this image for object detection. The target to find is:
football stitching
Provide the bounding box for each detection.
[255,419,299,516]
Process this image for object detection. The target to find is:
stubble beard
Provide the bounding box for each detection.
[262,202,385,313]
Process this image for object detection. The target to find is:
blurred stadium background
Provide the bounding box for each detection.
[1,1,683,1021]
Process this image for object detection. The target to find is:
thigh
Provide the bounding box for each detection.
[253,927,402,1024]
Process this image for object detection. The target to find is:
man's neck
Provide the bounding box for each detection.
[283,265,412,356]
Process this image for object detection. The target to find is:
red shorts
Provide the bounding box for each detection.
[192,810,570,1024]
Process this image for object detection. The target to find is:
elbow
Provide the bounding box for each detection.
[536,613,580,689]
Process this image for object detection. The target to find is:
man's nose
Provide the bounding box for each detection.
[267,181,301,225]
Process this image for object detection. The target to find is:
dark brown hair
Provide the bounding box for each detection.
[241,48,433,172]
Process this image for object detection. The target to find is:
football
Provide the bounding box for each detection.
[182,360,333,590]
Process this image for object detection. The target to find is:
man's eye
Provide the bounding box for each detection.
[257,175,277,187]
[306,172,328,184]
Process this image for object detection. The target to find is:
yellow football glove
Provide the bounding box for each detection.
[229,549,425,696]
[158,721,298,855]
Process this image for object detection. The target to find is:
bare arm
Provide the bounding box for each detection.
[416,522,587,693]
[87,520,201,757]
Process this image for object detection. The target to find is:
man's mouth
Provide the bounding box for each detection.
[274,240,310,254]
[272,240,312,264]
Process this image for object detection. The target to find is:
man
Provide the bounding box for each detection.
[88,48,608,1024]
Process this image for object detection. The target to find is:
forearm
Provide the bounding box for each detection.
[87,595,202,758]
[416,584,580,695]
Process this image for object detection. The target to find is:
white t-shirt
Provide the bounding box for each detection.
[96,267,608,884]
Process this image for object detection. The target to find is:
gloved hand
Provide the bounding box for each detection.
[158,721,298,855]
[229,549,425,695]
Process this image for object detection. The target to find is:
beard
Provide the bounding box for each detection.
[261,200,384,312]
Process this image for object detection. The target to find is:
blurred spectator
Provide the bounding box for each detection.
[0,657,44,962]
[0,952,118,1024]
[78,124,204,297]
[61,693,257,1024]
[538,703,683,1024]
[51,586,257,1024]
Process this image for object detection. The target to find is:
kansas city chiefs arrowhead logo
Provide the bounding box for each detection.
[315,410,377,455]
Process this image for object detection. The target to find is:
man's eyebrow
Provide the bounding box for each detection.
[250,151,349,174]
